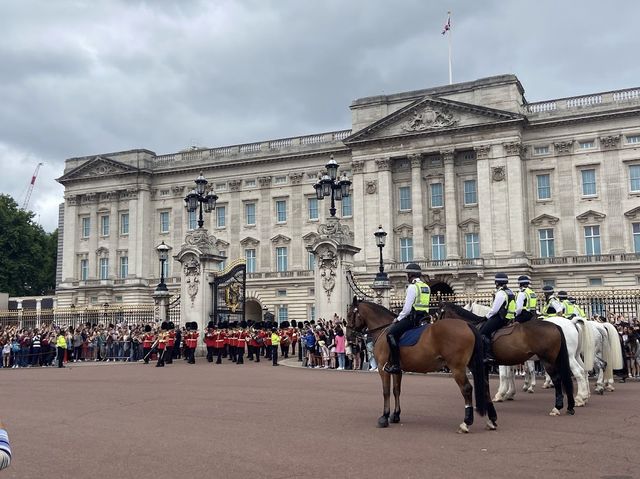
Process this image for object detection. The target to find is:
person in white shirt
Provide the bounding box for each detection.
[541,286,564,317]
[479,272,516,362]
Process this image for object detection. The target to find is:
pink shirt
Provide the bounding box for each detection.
[335,335,346,354]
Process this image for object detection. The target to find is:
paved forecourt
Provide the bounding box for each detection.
[1,360,639,479]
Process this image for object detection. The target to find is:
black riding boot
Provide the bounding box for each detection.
[482,335,495,363]
[383,335,402,374]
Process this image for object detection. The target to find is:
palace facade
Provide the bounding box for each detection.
[56,74,640,321]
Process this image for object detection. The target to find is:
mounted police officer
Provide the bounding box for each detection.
[541,285,564,317]
[569,297,586,318]
[480,272,516,362]
[558,291,576,319]
[384,263,430,375]
[514,275,537,323]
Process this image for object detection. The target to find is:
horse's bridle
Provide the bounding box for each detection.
[347,306,392,345]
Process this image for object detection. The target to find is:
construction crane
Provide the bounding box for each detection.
[21,162,44,210]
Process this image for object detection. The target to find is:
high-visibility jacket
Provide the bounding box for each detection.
[522,287,537,311]
[271,333,280,346]
[412,281,431,312]
[56,335,67,349]
[562,300,575,317]
[496,288,517,320]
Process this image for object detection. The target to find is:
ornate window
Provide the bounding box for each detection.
[584,225,601,256]
[119,256,128,279]
[278,305,289,324]
[308,251,316,270]
[99,258,109,280]
[465,233,480,259]
[120,213,129,235]
[275,200,287,223]
[581,169,597,196]
[430,183,443,208]
[399,186,411,211]
[431,235,446,260]
[187,210,197,230]
[536,174,551,200]
[216,205,226,228]
[538,229,555,257]
[341,195,352,217]
[633,223,640,253]
[159,211,170,233]
[81,217,90,238]
[308,197,318,220]
[80,258,88,281]
[400,238,413,262]
[463,180,477,205]
[630,165,640,192]
[245,203,256,225]
[276,247,288,272]
[245,249,256,273]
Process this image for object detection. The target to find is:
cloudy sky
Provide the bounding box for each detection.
[1,0,639,232]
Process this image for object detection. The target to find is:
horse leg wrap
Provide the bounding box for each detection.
[464,405,474,426]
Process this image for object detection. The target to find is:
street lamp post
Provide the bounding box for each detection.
[156,241,170,292]
[372,225,391,291]
[313,155,352,217]
[184,172,218,228]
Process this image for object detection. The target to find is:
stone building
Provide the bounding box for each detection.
[56,74,640,320]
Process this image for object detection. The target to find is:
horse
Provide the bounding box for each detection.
[346,298,496,433]
[467,302,593,407]
[443,303,575,416]
[586,320,623,394]
[494,359,537,402]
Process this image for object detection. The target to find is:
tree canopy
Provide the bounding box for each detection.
[0,194,57,296]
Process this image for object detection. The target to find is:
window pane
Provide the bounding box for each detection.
[119,256,128,278]
[465,233,479,259]
[120,213,129,235]
[276,247,288,272]
[341,195,352,217]
[188,210,197,230]
[216,206,226,228]
[308,198,318,220]
[308,251,315,270]
[431,235,446,260]
[400,238,413,262]
[100,258,109,280]
[630,165,640,192]
[101,216,109,236]
[160,212,170,232]
[245,203,256,225]
[581,169,597,196]
[161,258,169,278]
[464,180,477,205]
[278,305,288,324]
[80,259,88,281]
[430,183,443,208]
[538,229,555,257]
[536,174,551,200]
[276,200,287,222]
[245,249,256,273]
[399,186,411,210]
[82,217,90,237]
[584,225,601,255]
[633,223,640,253]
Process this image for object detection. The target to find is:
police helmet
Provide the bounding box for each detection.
[404,263,422,277]
[542,285,554,295]
[494,272,509,285]
[557,291,568,300]
[517,275,531,285]
[568,297,577,304]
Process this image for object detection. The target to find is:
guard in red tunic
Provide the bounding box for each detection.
[236,322,247,365]
[214,327,226,364]
[165,322,176,364]
[185,322,199,364]
[142,325,154,364]
[156,321,168,367]
[204,321,216,363]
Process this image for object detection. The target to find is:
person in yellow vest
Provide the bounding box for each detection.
[271,328,280,366]
[569,297,587,319]
[515,275,537,323]
[557,291,576,319]
[480,272,516,363]
[541,285,564,317]
[384,263,430,375]
[56,329,67,368]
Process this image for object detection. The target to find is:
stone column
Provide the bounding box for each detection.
[289,172,305,268]
[502,142,527,259]
[376,158,395,262]
[600,135,624,253]
[554,141,578,256]
[61,195,78,282]
[443,150,459,259]
[307,217,361,320]
[350,160,366,266]
[175,228,225,354]
[258,176,272,270]
[87,197,99,278]
[475,145,494,258]
[410,154,425,261]
[152,290,171,323]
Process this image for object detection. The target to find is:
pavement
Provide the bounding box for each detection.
[1,358,639,479]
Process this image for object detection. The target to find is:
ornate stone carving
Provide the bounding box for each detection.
[183,255,201,305]
[66,195,79,206]
[474,145,491,160]
[492,166,506,182]
[530,214,560,226]
[409,154,423,169]
[171,185,185,195]
[184,228,217,254]
[402,108,458,132]
[624,206,640,220]
[441,149,455,163]
[99,191,118,202]
[150,188,158,199]
[289,172,304,184]
[503,142,525,156]
[228,179,242,191]
[366,180,377,195]
[599,135,621,150]
[351,160,365,173]
[317,246,337,302]
[317,217,354,244]
[375,158,391,171]
[80,159,130,178]
[554,140,573,154]
[258,176,272,187]
[82,193,96,204]
[576,210,606,223]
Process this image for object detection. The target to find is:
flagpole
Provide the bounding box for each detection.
[447,11,452,85]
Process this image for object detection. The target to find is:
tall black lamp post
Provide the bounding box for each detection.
[372,225,391,290]
[184,172,218,228]
[156,241,170,292]
[313,155,352,217]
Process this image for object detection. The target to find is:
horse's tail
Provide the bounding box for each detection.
[573,317,594,372]
[603,322,623,370]
[554,324,575,410]
[467,323,487,417]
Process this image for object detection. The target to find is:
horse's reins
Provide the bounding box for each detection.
[348,307,393,345]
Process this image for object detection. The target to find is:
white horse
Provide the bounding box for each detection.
[465,303,594,406]
[586,320,623,394]
[493,359,537,402]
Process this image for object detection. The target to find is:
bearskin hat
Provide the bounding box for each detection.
[160,321,169,331]
[207,320,215,329]
[291,320,298,328]
[280,321,290,328]
[168,321,175,330]
[144,325,152,332]
[240,321,247,328]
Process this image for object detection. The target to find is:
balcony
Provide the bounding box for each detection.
[530,253,640,265]
[388,258,484,272]
[247,270,314,279]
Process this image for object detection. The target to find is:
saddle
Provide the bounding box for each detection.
[398,323,431,347]
[474,320,518,341]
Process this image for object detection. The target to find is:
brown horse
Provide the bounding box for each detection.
[441,303,575,416]
[346,297,496,433]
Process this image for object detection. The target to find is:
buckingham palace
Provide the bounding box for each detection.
[54,74,640,321]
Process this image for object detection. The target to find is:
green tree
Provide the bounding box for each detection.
[0,194,57,296]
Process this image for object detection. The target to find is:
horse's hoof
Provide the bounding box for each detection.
[457,422,470,434]
[493,395,503,403]
[522,385,528,392]
[542,383,551,389]
[506,396,515,401]
[485,420,497,431]
[567,408,575,416]
[574,398,585,407]
[549,408,561,416]
[596,388,604,395]
[377,417,389,428]
[390,414,400,424]
[605,385,615,392]
[527,387,535,394]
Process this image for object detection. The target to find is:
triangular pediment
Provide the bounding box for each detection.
[270,234,291,244]
[458,218,480,233]
[302,232,319,245]
[393,223,413,235]
[215,239,230,249]
[530,214,560,226]
[58,156,141,183]
[345,97,524,144]
[576,210,606,223]
[624,206,640,220]
[240,236,260,247]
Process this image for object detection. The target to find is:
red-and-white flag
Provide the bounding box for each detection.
[441,12,451,35]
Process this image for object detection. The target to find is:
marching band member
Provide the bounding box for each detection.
[142,325,154,364]
[156,321,168,367]
[205,321,216,363]
[165,322,176,364]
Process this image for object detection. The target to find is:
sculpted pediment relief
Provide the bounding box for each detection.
[240,236,260,247]
[393,223,413,237]
[270,234,291,245]
[58,156,140,183]
[576,210,606,223]
[345,97,524,144]
[530,214,560,226]
[458,218,480,233]
[624,206,640,220]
